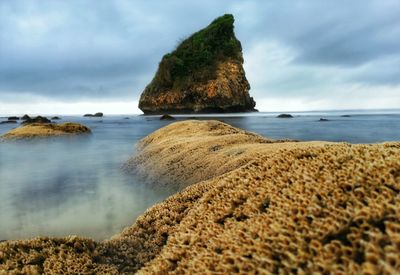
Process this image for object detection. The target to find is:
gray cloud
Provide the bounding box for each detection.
[0,0,399,106]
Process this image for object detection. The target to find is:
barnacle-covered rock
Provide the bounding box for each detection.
[1,121,399,274]
[123,120,312,188]
[1,122,91,139]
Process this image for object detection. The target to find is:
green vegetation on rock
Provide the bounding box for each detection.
[147,14,242,93]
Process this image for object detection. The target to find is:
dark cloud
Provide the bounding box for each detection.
[0,0,399,104]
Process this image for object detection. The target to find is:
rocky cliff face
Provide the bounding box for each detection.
[138,14,256,114]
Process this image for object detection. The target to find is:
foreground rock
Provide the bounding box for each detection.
[138,14,256,114]
[124,120,314,188]
[1,121,399,274]
[1,122,91,139]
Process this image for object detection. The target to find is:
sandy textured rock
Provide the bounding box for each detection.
[124,120,330,189]
[1,121,399,274]
[1,122,91,139]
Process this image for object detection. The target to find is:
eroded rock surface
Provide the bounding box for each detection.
[1,122,91,139]
[1,121,399,274]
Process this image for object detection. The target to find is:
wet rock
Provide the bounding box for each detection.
[2,122,91,139]
[84,112,103,117]
[277,114,293,118]
[21,114,30,120]
[160,114,175,120]
[21,116,51,125]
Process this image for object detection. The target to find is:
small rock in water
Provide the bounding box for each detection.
[84,112,103,117]
[341,115,351,117]
[319,118,329,121]
[22,116,51,125]
[0,120,17,124]
[51,116,61,120]
[160,114,175,120]
[21,114,30,120]
[8,116,19,120]
[277,114,293,118]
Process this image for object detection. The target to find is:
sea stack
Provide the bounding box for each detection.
[138,14,256,114]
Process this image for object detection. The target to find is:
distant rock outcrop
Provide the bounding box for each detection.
[21,116,51,125]
[138,14,256,114]
[21,114,30,120]
[277,114,293,118]
[84,112,103,117]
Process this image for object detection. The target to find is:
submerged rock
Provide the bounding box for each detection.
[319,118,329,121]
[160,114,175,120]
[341,115,351,117]
[277,113,293,118]
[1,122,91,139]
[21,116,51,125]
[138,14,256,114]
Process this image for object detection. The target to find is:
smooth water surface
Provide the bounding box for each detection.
[0,110,399,240]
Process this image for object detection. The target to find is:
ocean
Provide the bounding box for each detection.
[0,110,399,240]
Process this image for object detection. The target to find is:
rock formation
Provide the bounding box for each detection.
[84,112,103,117]
[159,114,175,120]
[1,122,91,139]
[138,14,256,114]
[277,114,293,118]
[21,116,51,125]
[1,121,399,274]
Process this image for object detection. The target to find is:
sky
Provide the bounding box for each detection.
[0,0,399,115]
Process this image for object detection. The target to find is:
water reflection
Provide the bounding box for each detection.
[0,124,176,240]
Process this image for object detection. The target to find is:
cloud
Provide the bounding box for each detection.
[0,0,399,112]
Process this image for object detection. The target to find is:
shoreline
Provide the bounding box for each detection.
[1,120,399,273]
